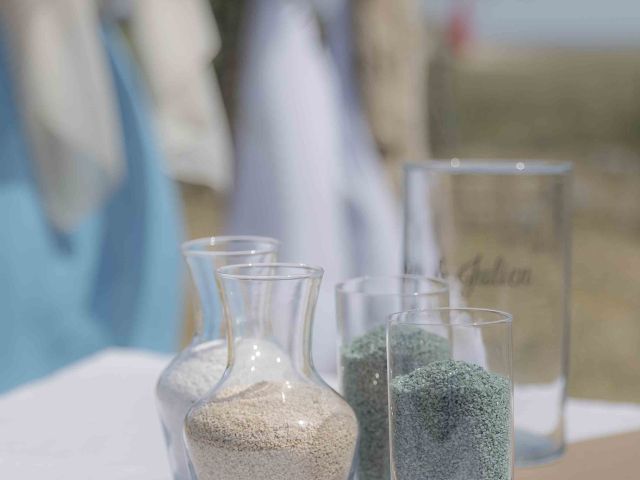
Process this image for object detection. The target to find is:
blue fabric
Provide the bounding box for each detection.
[0,23,183,393]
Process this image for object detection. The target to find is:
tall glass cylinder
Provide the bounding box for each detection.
[404,160,571,465]
[336,276,448,480]
[388,308,513,480]
[184,264,358,480]
[156,236,279,480]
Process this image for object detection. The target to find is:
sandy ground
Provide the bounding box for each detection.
[443,47,640,402]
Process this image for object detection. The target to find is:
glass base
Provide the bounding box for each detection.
[514,429,565,467]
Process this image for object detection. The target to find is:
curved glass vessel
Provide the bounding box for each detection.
[156,237,279,480]
[185,264,358,480]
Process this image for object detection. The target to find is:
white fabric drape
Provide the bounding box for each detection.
[3,0,125,232]
[229,0,401,372]
[130,0,232,193]
[1,0,231,233]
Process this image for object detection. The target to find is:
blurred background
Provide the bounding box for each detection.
[207,0,640,402]
[0,0,638,401]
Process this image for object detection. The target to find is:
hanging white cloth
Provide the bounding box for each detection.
[319,0,400,279]
[130,0,232,193]
[229,0,401,372]
[2,0,125,232]
[1,0,231,232]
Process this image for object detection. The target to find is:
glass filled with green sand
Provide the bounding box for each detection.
[336,276,448,479]
[388,308,513,480]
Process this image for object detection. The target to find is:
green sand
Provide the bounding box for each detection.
[391,360,511,480]
[341,326,450,480]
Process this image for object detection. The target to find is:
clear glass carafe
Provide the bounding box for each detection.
[185,264,359,480]
[156,237,279,480]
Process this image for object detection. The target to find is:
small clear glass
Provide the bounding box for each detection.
[404,160,571,465]
[336,276,449,480]
[388,308,513,480]
[184,264,359,480]
[156,236,279,480]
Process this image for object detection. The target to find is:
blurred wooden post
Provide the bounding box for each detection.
[351,0,430,186]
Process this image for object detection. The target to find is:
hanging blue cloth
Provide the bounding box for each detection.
[0,22,183,393]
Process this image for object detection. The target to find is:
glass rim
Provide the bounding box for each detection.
[336,275,448,297]
[217,262,324,281]
[388,307,512,328]
[181,236,280,257]
[405,159,573,175]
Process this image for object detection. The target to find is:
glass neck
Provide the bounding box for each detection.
[185,251,279,343]
[186,256,224,342]
[219,271,321,380]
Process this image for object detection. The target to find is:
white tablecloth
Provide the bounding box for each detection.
[1,349,639,479]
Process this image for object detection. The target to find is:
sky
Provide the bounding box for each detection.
[423,0,640,47]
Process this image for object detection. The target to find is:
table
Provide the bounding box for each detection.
[517,430,640,480]
[1,349,639,479]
